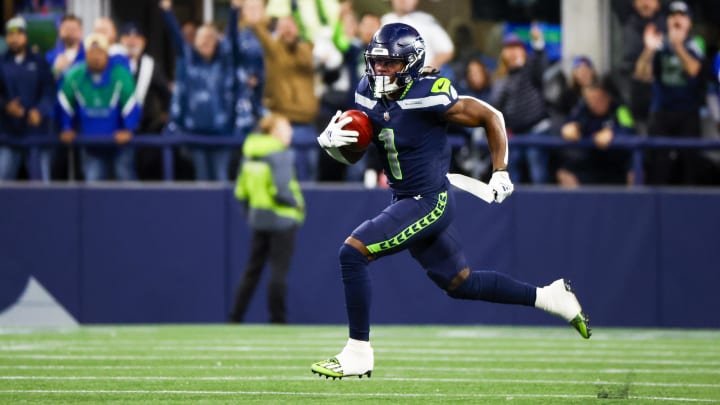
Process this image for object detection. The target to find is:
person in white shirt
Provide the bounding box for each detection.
[381,0,454,74]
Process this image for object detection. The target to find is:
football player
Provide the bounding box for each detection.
[313,23,591,380]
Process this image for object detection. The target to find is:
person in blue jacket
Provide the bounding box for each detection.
[557,81,636,186]
[46,14,85,81]
[160,0,241,181]
[0,16,56,181]
[233,0,266,139]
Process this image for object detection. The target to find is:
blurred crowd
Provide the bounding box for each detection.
[1,0,719,186]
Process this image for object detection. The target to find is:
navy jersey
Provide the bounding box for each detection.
[354,75,459,196]
[651,37,705,113]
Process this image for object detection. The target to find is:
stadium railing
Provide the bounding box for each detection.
[2,134,720,185]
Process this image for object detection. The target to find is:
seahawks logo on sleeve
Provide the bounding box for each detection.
[395,77,459,112]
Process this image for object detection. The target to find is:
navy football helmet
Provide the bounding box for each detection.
[364,23,426,97]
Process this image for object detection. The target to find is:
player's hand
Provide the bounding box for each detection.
[489,169,514,203]
[317,110,358,149]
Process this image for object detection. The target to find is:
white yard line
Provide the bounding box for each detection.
[2,339,718,353]
[0,389,716,403]
[0,364,719,374]
[2,353,719,366]
[0,375,718,389]
[3,345,717,359]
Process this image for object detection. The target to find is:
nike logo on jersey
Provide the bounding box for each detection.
[431,78,451,95]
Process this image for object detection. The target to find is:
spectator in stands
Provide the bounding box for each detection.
[381,0,455,78]
[247,9,319,181]
[449,21,485,78]
[713,51,720,127]
[457,58,493,101]
[46,14,84,81]
[58,33,140,181]
[46,14,85,181]
[634,0,705,185]
[0,16,55,181]
[557,81,635,187]
[120,22,172,180]
[230,113,304,324]
[492,28,551,184]
[315,2,381,183]
[181,21,198,45]
[234,0,266,139]
[620,0,665,131]
[453,57,495,179]
[93,17,131,69]
[160,0,240,181]
[556,56,598,116]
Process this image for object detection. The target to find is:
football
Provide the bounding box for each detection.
[339,109,374,152]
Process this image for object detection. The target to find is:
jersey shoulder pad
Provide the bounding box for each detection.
[356,76,372,96]
[412,76,455,97]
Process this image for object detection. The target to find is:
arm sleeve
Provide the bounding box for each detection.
[331,16,352,53]
[161,10,188,55]
[36,57,57,118]
[117,68,141,131]
[150,63,172,111]
[0,68,7,112]
[226,7,240,64]
[269,151,299,207]
[612,104,635,136]
[234,159,248,201]
[290,0,310,43]
[58,73,77,130]
[251,23,278,61]
[529,49,549,89]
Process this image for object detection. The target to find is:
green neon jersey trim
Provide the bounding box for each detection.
[366,191,447,254]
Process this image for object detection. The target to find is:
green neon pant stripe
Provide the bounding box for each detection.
[366,191,448,254]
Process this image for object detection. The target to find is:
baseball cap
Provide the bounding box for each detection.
[668,1,691,16]
[502,33,524,47]
[120,21,144,37]
[5,16,26,33]
[83,32,109,51]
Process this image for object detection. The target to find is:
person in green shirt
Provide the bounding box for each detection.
[230,113,304,324]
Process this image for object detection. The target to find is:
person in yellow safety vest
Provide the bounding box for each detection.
[230,112,305,324]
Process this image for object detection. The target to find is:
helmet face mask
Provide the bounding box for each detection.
[365,23,425,98]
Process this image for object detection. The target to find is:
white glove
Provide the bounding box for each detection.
[317,110,359,149]
[489,169,514,203]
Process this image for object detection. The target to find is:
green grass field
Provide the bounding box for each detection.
[0,325,718,403]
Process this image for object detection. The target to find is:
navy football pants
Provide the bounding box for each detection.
[339,188,536,340]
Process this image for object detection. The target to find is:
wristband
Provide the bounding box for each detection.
[492,167,508,173]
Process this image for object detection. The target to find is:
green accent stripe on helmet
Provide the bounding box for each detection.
[366,191,447,254]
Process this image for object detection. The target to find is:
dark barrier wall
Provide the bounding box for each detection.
[1,185,719,328]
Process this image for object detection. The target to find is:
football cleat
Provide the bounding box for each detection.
[311,339,374,379]
[537,279,592,339]
[311,358,372,379]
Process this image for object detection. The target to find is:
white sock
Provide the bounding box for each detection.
[345,338,372,351]
[534,286,549,310]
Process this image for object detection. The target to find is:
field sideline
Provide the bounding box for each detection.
[0,325,718,403]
